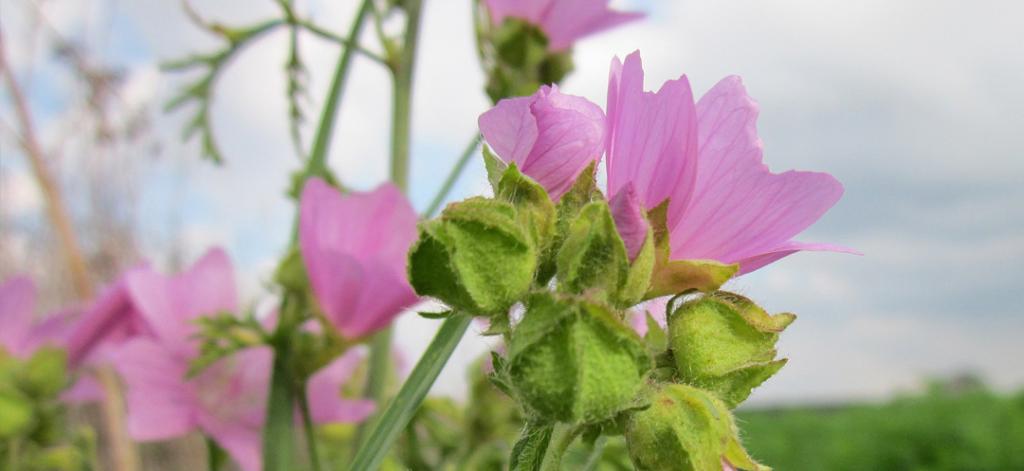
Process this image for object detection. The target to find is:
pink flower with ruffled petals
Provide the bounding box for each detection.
[65,269,154,367]
[0,277,78,358]
[485,0,643,51]
[480,50,856,276]
[479,84,605,201]
[111,248,374,471]
[606,51,857,275]
[299,178,420,338]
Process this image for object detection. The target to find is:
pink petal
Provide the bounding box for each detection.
[669,76,847,270]
[541,1,644,51]
[608,183,648,262]
[478,95,539,168]
[22,307,80,354]
[60,375,105,404]
[299,179,420,338]
[629,297,668,336]
[480,86,605,201]
[110,338,197,441]
[485,0,550,26]
[606,51,699,232]
[197,414,263,471]
[0,277,36,356]
[732,241,861,276]
[66,276,151,367]
[306,349,376,424]
[126,249,236,356]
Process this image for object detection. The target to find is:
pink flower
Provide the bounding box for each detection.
[485,0,643,51]
[110,249,373,471]
[479,84,605,201]
[299,178,420,338]
[0,277,78,358]
[479,51,855,275]
[65,270,154,367]
[606,51,857,274]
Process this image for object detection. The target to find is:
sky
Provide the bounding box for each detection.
[2,0,1022,406]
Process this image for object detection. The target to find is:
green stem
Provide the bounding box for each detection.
[389,0,424,191]
[347,314,473,471]
[541,424,582,471]
[424,133,482,217]
[581,436,607,471]
[297,385,322,471]
[350,327,393,452]
[207,438,227,471]
[306,0,375,178]
[262,346,296,471]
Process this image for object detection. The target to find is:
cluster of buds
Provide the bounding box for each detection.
[408,154,793,469]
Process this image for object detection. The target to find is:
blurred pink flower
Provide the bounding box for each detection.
[479,84,605,201]
[299,178,420,338]
[606,51,857,274]
[110,248,374,471]
[485,0,643,51]
[0,276,78,358]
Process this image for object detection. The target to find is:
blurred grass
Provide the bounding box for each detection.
[736,378,1024,471]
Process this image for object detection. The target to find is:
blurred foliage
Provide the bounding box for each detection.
[736,377,1024,471]
[0,348,97,470]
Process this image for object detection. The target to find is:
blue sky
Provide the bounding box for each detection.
[2,0,1022,405]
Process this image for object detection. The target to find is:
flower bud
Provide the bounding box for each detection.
[408,198,538,316]
[625,384,767,471]
[668,292,794,408]
[506,293,651,424]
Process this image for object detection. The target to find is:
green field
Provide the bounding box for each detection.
[735,380,1024,470]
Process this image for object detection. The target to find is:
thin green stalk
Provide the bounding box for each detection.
[581,436,607,471]
[350,327,393,452]
[207,438,228,471]
[348,314,473,471]
[541,424,583,471]
[262,346,296,471]
[306,0,375,179]
[297,385,322,471]
[351,0,427,453]
[389,0,424,191]
[425,133,482,217]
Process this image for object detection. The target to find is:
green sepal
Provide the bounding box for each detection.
[644,202,737,299]
[555,202,630,305]
[644,312,668,353]
[417,310,453,320]
[696,360,788,409]
[407,197,537,316]
[482,19,576,102]
[668,293,795,408]
[482,145,509,194]
[509,422,554,471]
[507,293,652,424]
[487,351,515,398]
[537,161,601,284]
[497,162,556,256]
[624,384,769,471]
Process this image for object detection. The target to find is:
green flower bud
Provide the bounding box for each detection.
[408,197,537,316]
[507,293,652,424]
[625,384,768,471]
[669,292,794,408]
[481,19,575,102]
[556,201,655,308]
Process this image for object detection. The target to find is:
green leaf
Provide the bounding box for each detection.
[348,315,472,471]
[509,423,554,471]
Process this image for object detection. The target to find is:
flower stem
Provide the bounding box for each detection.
[350,327,393,452]
[207,438,227,471]
[541,424,583,471]
[347,314,472,471]
[424,133,482,217]
[262,344,296,471]
[296,384,322,471]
